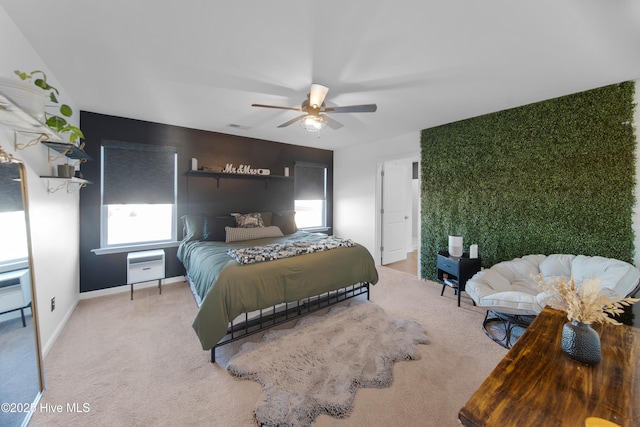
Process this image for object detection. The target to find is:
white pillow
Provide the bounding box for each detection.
[225,226,284,243]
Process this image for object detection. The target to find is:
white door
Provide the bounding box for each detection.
[381,161,410,265]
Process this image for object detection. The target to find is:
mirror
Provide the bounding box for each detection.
[0,157,44,427]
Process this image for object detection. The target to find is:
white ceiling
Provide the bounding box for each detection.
[2,0,640,150]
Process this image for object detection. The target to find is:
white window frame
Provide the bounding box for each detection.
[97,147,178,253]
[294,162,328,232]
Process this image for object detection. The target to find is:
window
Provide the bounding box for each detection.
[0,211,28,263]
[0,163,28,264]
[100,141,177,248]
[294,162,327,229]
[104,204,173,245]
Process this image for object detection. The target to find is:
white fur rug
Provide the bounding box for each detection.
[227,302,428,427]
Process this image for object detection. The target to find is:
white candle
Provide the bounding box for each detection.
[470,244,478,259]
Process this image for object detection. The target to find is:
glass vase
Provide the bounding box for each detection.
[561,320,601,365]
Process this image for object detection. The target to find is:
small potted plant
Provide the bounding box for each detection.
[14,70,85,146]
[535,274,638,365]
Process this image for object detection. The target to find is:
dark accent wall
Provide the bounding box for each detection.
[79,111,333,292]
[420,82,636,280]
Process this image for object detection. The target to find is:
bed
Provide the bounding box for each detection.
[177,212,379,362]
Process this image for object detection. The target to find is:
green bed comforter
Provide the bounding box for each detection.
[178,231,379,350]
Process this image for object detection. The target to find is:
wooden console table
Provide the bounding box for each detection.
[459,306,639,427]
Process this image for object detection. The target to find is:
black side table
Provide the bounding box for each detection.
[436,250,482,307]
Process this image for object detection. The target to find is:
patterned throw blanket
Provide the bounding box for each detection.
[228,236,356,264]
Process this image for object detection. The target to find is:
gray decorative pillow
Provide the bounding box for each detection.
[181,214,204,242]
[273,211,298,235]
[203,215,236,241]
[231,212,264,228]
[225,225,284,243]
[260,211,273,227]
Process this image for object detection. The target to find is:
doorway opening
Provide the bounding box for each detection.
[377,156,420,275]
[385,250,419,275]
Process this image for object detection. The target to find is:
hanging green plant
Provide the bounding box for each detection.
[14,70,85,146]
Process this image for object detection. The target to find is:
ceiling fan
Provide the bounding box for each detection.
[251,84,377,132]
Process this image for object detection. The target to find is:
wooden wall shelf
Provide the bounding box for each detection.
[186,170,291,189]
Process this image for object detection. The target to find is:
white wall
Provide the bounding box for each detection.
[333,132,420,264]
[0,5,81,356]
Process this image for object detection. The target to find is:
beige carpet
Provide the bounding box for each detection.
[30,267,506,426]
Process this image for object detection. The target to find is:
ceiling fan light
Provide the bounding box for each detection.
[302,115,327,132]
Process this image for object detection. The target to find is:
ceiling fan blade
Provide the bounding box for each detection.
[309,84,329,108]
[277,114,307,128]
[324,115,344,130]
[323,104,377,114]
[252,103,301,111]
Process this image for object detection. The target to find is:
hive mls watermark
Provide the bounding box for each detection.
[1,402,91,413]
[41,402,91,413]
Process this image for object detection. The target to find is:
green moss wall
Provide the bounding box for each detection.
[420,82,637,280]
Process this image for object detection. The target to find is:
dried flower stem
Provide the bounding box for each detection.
[533,274,639,325]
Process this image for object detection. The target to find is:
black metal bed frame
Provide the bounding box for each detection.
[210,282,370,363]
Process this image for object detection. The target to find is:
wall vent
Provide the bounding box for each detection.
[227,123,251,130]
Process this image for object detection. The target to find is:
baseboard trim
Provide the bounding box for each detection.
[42,297,79,358]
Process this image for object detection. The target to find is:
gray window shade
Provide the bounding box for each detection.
[102,140,177,205]
[294,162,326,200]
[0,163,23,213]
